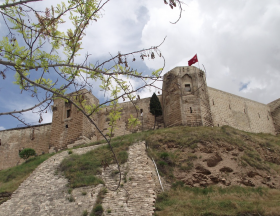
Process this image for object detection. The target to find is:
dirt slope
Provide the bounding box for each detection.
[146,125,280,190]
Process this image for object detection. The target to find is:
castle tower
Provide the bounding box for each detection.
[162,66,213,127]
[50,89,99,149]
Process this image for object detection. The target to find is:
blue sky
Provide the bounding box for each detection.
[1,0,280,130]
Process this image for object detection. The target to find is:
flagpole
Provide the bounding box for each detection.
[197,54,200,70]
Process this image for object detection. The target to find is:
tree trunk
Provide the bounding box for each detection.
[154,115,156,130]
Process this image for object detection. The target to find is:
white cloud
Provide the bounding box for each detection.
[0,126,5,130]
[139,0,280,104]
[1,0,280,129]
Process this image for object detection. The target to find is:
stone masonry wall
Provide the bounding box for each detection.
[162,66,212,127]
[162,69,183,127]
[82,92,99,142]
[208,87,275,134]
[180,67,209,127]
[96,96,164,140]
[268,98,280,134]
[0,123,52,170]
[51,89,99,149]
[51,97,84,149]
[1,66,279,171]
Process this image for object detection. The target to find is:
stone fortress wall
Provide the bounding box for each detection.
[96,96,164,141]
[208,87,275,134]
[162,66,213,127]
[1,66,280,170]
[50,89,100,150]
[0,123,51,170]
[268,98,280,134]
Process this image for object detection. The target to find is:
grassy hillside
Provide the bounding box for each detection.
[60,125,280,215]
[1,125,280,215]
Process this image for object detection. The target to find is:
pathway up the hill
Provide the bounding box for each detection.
[0,142,158,216]
[102,141,157,216]
[0,145,105,216]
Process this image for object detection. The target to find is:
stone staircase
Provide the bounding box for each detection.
[0,141,158,216]
[102,142,157,216]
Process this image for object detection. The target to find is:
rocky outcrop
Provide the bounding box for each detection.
[220,166,233,173]
[205,153,222,167]
[195,164,211,175]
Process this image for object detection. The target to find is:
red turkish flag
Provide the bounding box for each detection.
[188,54,198,66]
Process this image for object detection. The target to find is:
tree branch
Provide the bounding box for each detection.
[15,67,123,190]
[0,60,162,80]
[0,97,52,116]
[0,0,42,9]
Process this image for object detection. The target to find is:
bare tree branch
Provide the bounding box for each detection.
[0,0,42,9]
[0,97,52,116]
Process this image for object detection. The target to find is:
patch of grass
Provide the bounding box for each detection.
[0,153,54,204]
[68,194,75,202]
[60,152,104,188]
[60,132,145,188]
[82,191,87,196]
[160,152,169,159]
[91,204,103,216]
[73,140,107,149]
[123,171,128,183]
[117,151,128,164]
[90,187,107,216]
[241,151,269,171]
[82,210,88,216]
[155,185,280,216]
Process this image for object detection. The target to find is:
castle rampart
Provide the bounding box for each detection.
[208,87,275,134]
[1,66,280,170]
[268,98,280,134]
[0,123,51,170]
[96,96,164,139]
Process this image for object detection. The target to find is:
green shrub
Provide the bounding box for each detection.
[160,152,169,160]
[93,204,103,215]
[68,150,73,155]
[158,161,167,166]
[82,210,88,216]
[82,191,87,196]
[19,148,36,160]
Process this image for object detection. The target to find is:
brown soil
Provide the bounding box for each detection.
[171,140,280,189]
